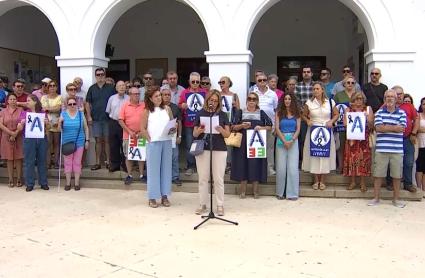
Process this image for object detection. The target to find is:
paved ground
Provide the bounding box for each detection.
[1,186,424,278]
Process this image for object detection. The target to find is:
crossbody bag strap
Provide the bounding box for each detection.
[75,111,82,147]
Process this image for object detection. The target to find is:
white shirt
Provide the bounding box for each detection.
[254,86,278,125]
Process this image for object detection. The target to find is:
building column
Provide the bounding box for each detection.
[205,51,253,108]
[56,56,110,166]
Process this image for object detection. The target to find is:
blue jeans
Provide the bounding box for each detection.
[184,127,196,169]
[403,137,414,186]
[146,140,172,199]
[276,139,299,198]
[23,137,48,187]
[172,145,180,180]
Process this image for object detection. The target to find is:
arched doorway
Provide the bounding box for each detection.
[0,5,60,91]
[249,0,371,87]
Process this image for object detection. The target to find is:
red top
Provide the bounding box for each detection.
[399,103,418,137]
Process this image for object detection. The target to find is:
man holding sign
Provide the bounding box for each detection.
[119,87,146,185]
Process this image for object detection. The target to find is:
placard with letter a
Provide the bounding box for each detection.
[127,137,147,161]
[246,129,267,158]
[25,112,45,138]
[346,112,366,140]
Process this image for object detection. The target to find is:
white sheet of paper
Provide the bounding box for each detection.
[346,112,366,140]
[171,134,177,148]
[25,112,45,138]
[161,118,177,138]
[200,116,219,134]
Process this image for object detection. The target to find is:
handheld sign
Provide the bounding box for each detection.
[127,137,147,161]
[221,95,233,121]
[25,112,45,138]
[346,112,366,140]
[310,125,332,157]
[186,92,205,123]
[335,102,349,132]
[246,129,267,158]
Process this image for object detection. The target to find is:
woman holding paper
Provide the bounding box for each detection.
[16,95,49,191]
[0,93,24,188]
[141,86,175,208]
[275,93,301,200]
[230,92,272,199]
[193,90,230,216]
[342,92,373,192]
[58,96,89,191]
[302,82,339,190]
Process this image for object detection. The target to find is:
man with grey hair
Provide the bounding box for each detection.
[178,72,207,176]
[160,71,184,105]
[369,89,407,208]
[268,74,284,99]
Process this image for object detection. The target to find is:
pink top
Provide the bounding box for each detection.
[119,101,145,139]
[275,89,284,100]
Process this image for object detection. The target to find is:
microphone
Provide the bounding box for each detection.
[208,103,214,109]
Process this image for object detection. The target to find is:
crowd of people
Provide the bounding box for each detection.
[0,65,424,213]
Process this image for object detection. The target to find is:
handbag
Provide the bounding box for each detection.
[190,139,205,156]
[61,111,81,156]
[369,130,376,148]
[224,132,242,147]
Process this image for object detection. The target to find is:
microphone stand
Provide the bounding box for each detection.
[194,107,238,229]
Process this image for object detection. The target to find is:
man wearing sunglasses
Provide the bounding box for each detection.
[85,67,115,170]
[139,72,154,101]
[32,77,51,101]
[12,80,29,109]
[331,65,361,96]
[319,68,335,99]
[362,68,388,113]
[253,73,278,175]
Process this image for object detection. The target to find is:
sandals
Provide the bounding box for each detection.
[16,180,22,187]
[319,182,326,190]
[360,183,367,192]
[347,183,356,190]
[91,164,101,171]
[217,206,225,216]
[74,185,80,191]
[312,182,319,190]
[195,205,207,215]
[8,180,14,188]
[148,199,158,208]
[161,196,170,207]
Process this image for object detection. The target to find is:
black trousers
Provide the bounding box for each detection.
[108,119,126,171]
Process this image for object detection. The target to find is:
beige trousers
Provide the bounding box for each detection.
[195,150,227,207]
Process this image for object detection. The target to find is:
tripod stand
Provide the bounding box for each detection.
[194,109,238,230]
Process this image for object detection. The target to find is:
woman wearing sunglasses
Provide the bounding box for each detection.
[58,96,89,191]
[41,80,62,169]
[230,92,271,199]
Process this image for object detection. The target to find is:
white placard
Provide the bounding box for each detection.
[161,118,177,138]
[127,137,147,161]
[246,129,267,158]
[346,112,366,140]
[25,112,45,138]
[200,116,220,134]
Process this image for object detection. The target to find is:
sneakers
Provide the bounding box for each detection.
[367,199,380,206]
[185,168,194,176]
[405,185,417,193]
[268,167,276,176]
[195,205,207,215]
[392,200,406,208]
[217,206,224,216]
[124,175,133,185]
[40,185,49,190]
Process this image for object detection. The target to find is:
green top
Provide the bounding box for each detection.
[333,90,351,104]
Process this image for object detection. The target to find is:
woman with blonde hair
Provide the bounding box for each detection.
[302,82,339,190]
[193,90,230,216]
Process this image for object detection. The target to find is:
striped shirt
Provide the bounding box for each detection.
[374,106,407,153]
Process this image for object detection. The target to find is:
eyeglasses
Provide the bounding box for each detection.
[191,80,200,84]
[218,81,226,85]
[346,81,355,85]
[67,88,77,91]
[201,82,210,86]
[48,84,57,88]
[95,73,105,77]
[67,103,77,106]
[370,72,380,76]
[15,85,24,89]
[342,69,351,73]
[257,79,267,83]
[247,97,258,102]
[143,77,153,80]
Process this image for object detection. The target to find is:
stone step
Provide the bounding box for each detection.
[1,168,422,200]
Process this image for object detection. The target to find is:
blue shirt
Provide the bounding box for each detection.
[61,111,85,148]
[0,89,6,104]
[374,106,407,154]
[279,116,297,133]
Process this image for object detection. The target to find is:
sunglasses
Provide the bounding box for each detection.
[134,84,141,88]
[201,82,210,86]
[67,103,77,106]
[191,80,200,84]
[371,72,380,75]
[342,69,351,73]
[15,85,24,88]
[218,81,226,85]
[257,79,267,83]
[247,97,258,102]
[346,81,355,85]
[67,88,77,91]
[95,73,105,77]
[143,77,153,80]
[48,84,57,88]
[42,83,49,87]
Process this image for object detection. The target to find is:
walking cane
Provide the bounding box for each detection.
[58,129,63,192]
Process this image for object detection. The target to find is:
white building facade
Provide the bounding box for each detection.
[0,0,424,106]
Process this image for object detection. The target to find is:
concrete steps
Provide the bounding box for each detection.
[1,168,422,201]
